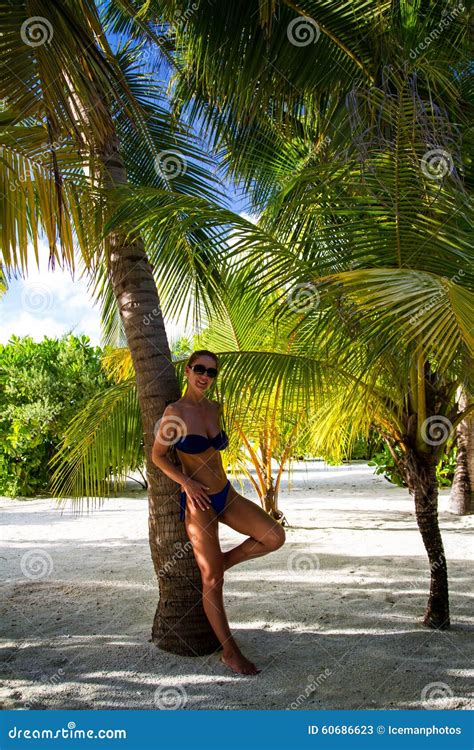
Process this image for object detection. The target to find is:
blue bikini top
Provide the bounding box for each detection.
[175,430,229,454]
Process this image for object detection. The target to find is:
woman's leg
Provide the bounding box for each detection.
[219,484,286,571]
[185,503,260,675]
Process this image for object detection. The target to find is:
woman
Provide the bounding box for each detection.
[152,350,286,675]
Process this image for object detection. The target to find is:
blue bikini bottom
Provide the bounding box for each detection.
[179,479,231,521]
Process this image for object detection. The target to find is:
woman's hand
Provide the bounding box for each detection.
[182,478,212,512]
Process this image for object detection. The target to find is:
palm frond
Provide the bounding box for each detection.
[48,379,142,508]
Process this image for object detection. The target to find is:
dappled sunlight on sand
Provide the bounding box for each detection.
[1,462,472,710]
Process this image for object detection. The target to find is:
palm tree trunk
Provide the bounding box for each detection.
[449,388,473,516]
[97,134,220,655]
[406,452,450,629]
[263,482,276,514]
[261,440,279,516]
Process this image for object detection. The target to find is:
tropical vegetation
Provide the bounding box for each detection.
[1,0,472,647]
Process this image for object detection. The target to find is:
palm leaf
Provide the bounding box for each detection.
[48,378,142,508]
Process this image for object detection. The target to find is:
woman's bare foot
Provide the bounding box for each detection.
[220,648,261,675]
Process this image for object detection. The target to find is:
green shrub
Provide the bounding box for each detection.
[368,443,457,488]
[0,334,110,497]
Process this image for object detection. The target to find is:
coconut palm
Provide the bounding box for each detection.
[3,0,471,646]
[52,130,472,630]
[237,77,472,629]
[0,0,238,655]
[109,0,472,629]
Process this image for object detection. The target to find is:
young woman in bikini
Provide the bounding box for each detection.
[152,350,286,676]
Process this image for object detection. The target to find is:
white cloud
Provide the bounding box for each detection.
[0,241,188,347]
[0,312,71,343]
[0,242,103,345]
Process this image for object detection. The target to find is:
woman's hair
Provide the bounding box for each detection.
[185,350,219,369]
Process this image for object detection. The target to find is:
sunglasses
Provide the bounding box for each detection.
[189,364,218,378]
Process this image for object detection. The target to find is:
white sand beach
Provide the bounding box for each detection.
[1,462,473,711]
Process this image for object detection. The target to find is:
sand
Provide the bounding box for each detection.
[1,461,473,711]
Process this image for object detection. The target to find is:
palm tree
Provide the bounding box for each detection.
[114,0,472,629]
[55,147,472,631]
[0,0,235,655]
[449,373,474,515]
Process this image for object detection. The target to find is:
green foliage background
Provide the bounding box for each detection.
[0,334,110,497]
